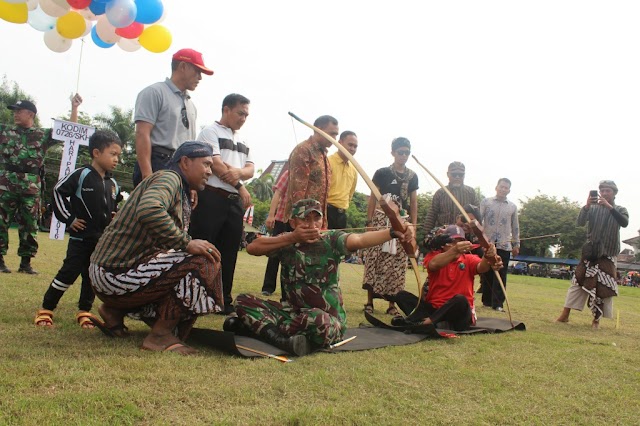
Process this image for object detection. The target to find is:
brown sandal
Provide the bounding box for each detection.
[386,306,400,316]
[363,303,374,314]
[76,312,97,329]
[35,309,54,327]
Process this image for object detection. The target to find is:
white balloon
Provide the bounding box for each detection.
[117,37,140,52]
[82,19,92,37]
[43,28,72,52]
[28,6,57,32]
[77,8,97,21]
[26,0,39,11]
[106,0,136,28]
[95,15,120,44]
[38,0,69,18]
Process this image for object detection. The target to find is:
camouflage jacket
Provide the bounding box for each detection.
[276,230,351,324]
[0,124,53,194]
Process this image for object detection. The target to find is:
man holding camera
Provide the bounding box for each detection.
[556,180,628,329]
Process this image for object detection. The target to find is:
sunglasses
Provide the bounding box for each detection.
[395,150,411,156]
[450,172,465,178]
[181,105,189,129]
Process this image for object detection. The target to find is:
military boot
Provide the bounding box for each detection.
[18,257,38,275]
[259,325,311,356]
[0,256,10,273]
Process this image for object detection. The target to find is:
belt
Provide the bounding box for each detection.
[4,164,40,174]
[151,146,175,159]
[204,185,240,200]
[328,204,345,214]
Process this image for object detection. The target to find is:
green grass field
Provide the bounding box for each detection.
[1,230,639,425]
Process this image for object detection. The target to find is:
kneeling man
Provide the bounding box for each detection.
[231,199,413,355]
[89,141,224,355]
[406,225,502,331]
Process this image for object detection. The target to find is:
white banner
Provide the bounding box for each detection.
[49,120,95,240]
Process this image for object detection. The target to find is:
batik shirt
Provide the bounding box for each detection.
[0,124,53,195]
[283,138,331,226]
[480,196,520,252]
[277,230,350,325]
[424,184,478,233]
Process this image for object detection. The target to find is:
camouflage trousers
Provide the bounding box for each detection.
[235,293,345,346]
[0,188,39,257]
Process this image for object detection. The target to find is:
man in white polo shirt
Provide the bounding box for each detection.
[133,48,214,186]
[191,94,254,314]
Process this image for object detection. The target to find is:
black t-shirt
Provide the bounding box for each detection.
[372,167,419,210]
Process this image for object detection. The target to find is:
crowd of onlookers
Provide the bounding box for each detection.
[619,271,640,287]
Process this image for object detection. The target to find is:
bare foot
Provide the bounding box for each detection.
[141,334,198,355]
[555,316,569,323]
[556,308,571,323]
[592,320,600,329]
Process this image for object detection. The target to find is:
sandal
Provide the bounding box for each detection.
[34,309,54,327]
[76,311,96,329]
[386,306,400,316]
[363,303,374,314]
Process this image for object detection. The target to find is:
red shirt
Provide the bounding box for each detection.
[424,251,482,311]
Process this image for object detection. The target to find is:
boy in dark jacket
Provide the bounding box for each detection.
[35,130,123,328]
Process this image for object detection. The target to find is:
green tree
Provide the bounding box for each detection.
[247,171,274,202]
[93,106,136,165]
[346,191,369,230]
[0,76,40,127]
[416,192,434,250]
[518,194,583,258]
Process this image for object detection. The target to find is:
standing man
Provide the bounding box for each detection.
[260,169,290,297]
[190,94,253,314]
[326,130,358,230]
[283,115,338,229]
[0,95,82,274]
[133,48,213,186]
[480,178,520,311]
[423,161,478,234]
[556,180,628,329]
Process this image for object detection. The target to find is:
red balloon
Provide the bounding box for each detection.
[67,0,92,9]
[115,21,144,39]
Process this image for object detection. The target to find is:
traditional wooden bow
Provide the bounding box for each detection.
[288,112,423,295]
[411,155,515,327]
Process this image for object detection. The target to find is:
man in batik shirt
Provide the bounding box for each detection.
[282,115,338,229]
[229,198,414,356]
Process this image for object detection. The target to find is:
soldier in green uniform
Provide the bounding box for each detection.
[0,96,82,274]
[228,198,414,356]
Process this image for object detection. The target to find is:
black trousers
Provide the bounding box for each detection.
[42,238,97,312]
[482,249,511,309]
[261,220,291,295]
[327,204,347,230]
[405,294,472,331]
[189,189,243,307]
[132,149,173,187]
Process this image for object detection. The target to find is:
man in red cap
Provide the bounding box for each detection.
[133,48,214,187]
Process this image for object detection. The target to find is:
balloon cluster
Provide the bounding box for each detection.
[0,0,171,53]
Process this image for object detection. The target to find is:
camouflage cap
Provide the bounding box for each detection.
[291,199,323,219]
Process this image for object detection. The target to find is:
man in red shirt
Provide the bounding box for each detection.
[409,225,502,331]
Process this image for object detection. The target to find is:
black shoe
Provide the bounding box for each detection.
[223,315,252,336]
[18,259,38,275]
[260,326,311,356]
[0,258,10,273]
[223,304,235,315]
[493,306,505,312]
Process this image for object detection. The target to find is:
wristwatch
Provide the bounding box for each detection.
[234,182,243,190]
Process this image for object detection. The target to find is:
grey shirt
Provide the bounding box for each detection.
[577,203,629,257]
[480,196,520,252]
[134,78,197,150]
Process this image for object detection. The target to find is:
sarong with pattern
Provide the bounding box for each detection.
[90,250,223,323]
[235,293,344,346]
[573,255,617,321]
[362,209,408,298]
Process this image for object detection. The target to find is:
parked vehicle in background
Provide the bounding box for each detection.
[511,261,528,275]
[528,263,549,277]
[549,267,572,280]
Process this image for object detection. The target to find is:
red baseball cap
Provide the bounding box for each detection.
[172,48,214,75]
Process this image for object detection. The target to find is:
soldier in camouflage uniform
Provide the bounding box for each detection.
[0,97,81,274]
[228,198,414,356]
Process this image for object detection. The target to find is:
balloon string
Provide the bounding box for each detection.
[76,38,85,94]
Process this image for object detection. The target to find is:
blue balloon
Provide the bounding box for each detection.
[135,0,163,24]
[90,1,107,15]
[91,25,115,48]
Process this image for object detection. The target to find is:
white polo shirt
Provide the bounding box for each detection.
[197,122,253,193]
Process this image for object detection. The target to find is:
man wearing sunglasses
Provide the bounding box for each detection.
[423,161,479,234]
[133,48,214,187]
